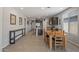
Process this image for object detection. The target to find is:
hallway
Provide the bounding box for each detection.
[3,31,79,52]
[0,7,79,52]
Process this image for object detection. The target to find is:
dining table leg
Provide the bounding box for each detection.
[64,35,67,49]
[49,35,52,51]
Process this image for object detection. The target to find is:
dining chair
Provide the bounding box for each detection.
[54,30,65,50]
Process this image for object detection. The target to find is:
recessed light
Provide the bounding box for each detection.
[20,8,24,10]
[47,7,51,8]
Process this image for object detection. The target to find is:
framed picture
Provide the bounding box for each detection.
[10,14,16,25]
[24,18,26,26]
[27,20,29,25]
[19,17,22,25]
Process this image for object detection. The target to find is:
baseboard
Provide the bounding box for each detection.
[68,40,79,48]
[2,43,9,52]
[2,35,25,50]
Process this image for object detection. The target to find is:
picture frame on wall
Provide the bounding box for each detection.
[24,18,26,26]
[19,17,22,25]
[27,20,29,25]
[10,14,16,25]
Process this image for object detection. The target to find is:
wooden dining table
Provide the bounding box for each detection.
[45,30,67,50]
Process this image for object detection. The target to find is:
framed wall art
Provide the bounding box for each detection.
[24,18,26,26]
[27,20,29,25]
[10,14,16,25]
[19,17,22,25]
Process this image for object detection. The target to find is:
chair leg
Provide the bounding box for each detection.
[54,45,55,51]
[54,42,56,51]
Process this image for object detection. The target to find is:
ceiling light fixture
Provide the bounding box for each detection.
[47,7,51,8]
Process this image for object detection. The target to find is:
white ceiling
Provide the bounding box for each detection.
[16,7,68,18]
